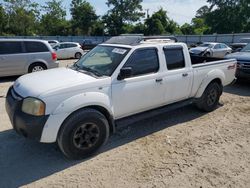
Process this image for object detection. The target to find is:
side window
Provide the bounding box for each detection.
[214,44,220,49]
[164,47,185,70]
[124,48,159,77]
[220,44,227,49]
[59,44,67,49]
[67,43,77,48]
[0,42,23,55]
[24,42,49,53]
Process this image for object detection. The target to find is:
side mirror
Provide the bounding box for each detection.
[117,67,132,80]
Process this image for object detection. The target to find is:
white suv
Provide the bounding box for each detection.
[53,42,85,59]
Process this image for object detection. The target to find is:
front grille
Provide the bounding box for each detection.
[237,62,250,69]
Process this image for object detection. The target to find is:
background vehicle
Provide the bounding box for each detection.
[81,39,97,50]
[230,38,250,52]
[189,42,232,58]
[48,40,59,47]
[225,43,250,79]
[5,36,236,159]
[53,42,84,59]
[0,39,58,77]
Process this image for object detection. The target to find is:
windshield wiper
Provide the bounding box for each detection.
[81,66,103,77]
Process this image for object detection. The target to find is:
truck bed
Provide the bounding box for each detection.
[191,55,224,65]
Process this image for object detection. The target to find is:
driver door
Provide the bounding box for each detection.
[112,48,165,119]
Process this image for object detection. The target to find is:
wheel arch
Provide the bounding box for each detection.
[195,69,225,98]
[27,61,48,73]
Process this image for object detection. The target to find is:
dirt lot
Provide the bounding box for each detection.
[0,60,249,188]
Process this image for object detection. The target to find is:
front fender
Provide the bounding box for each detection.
[195,69,225,98]
[52,92,113,115]
[40,92,113,143]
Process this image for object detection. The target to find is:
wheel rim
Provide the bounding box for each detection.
[76,53,81,59]
[73,123,100,150]
[32,66,44,72]
[207,88,218,106]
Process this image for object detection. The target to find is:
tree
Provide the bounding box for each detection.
[200,0,250,33]
[145,8,180,35]
[70,0,98,35]
[0,5,7,35]
[103,0,144,35]
[40,0,70,36]
[3,0,39,35]
[180,23,194,35]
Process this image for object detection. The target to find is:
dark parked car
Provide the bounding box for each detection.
[81,40,97,50]
[230,38,250,52]
[225,43,250,79]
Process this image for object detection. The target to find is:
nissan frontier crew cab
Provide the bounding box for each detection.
[5,36,237,159]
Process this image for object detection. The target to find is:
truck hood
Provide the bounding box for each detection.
[225,52,250,62]
[13,67,109,98]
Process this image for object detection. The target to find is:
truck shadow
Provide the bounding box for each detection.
[0,105,206,187]
[224,79,250,97]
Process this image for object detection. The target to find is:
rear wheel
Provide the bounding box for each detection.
[196,82,222,112]
[57,108,110,160]
[28,63,47,73]
[75,52,82,59]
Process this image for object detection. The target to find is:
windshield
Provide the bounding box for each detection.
[75,45,130,77]
[241,43,250,52]
[199,43,213,48]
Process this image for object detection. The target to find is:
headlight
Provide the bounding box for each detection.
[22,97,46,116]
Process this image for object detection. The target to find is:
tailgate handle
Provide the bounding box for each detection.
[182,73,188,77]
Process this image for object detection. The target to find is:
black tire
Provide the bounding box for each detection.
[196,82,222,112]
[204,52,211,57]
[28,63,47,73]
[57,108,110,160]
[75,52,82,59]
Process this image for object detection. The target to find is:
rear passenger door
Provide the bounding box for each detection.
[163,46,192,103]
[0,41,26,76]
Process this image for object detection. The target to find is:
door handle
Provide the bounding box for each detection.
[182,73,188,77]
[155,78,163,83]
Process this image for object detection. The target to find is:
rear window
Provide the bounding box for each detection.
[24,42,49,53]
[0,41,23,54]
[164,46,185,70]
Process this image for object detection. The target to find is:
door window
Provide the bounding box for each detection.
[0,42,23,54]
[123,48,159,77]
[24,42,49,53]
[214,44,221,49]
[164,47,185,70]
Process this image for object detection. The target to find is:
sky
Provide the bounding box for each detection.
[1,0,209,25]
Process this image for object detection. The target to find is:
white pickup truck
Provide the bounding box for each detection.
[5,36,236,159]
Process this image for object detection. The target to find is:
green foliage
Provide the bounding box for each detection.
[103,0,144,35]
[3,0,40,35]
[70,0,98,35]
[203,0,250,33]
[40,0,70,36]
[0,5,7,35]
[145,8,180,35]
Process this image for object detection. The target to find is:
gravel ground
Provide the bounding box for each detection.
[0,61,249,188]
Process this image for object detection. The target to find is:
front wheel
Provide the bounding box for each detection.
[75,52,82,59]
[196,82,222,112]
[57,108,109,160]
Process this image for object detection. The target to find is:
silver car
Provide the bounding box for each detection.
[0,39,59,77]
[189,42,232,58]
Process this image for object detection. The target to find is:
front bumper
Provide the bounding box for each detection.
[5,87,49,141]
[236,68,250,79]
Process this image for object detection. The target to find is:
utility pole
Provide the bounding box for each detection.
[145,9,149,19]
